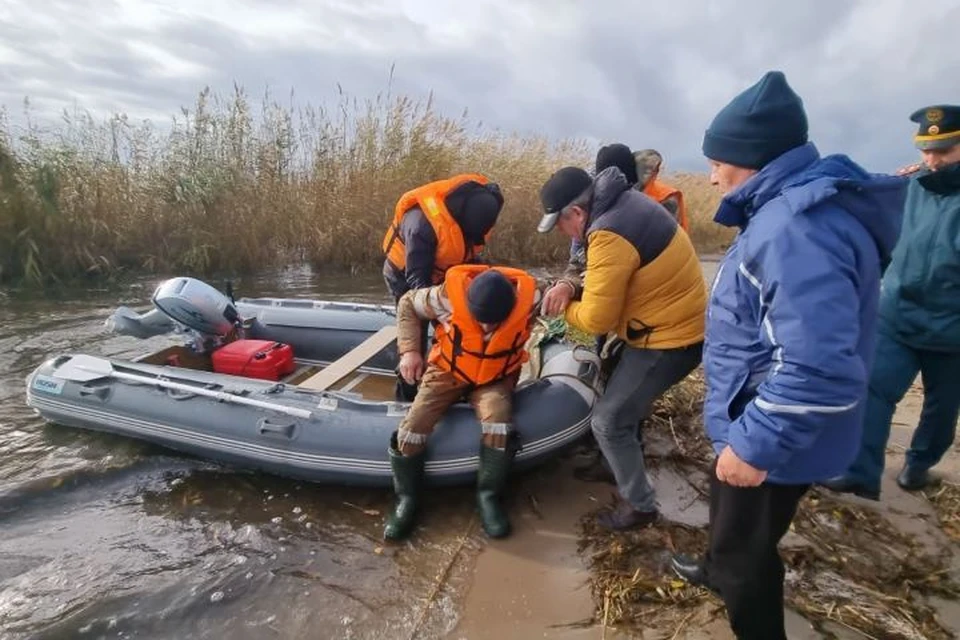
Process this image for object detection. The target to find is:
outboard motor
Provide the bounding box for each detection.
[151,277,243,353]
[106,306,175,339]
[106,277,244,353]
[151,277,240,337]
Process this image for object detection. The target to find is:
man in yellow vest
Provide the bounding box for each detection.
[382,175,504,400]
[538,165,706,530]
[565,145,691,484]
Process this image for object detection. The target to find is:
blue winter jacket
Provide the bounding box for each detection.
[704,143,907,484]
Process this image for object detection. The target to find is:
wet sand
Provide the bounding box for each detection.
[451,384,960,639]
[450,455,603,640]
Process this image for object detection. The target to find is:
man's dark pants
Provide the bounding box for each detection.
[703,458,809,640]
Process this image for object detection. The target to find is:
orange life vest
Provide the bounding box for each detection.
[428,265,537,386]
[644,179,688,232]
[382,174,492,284]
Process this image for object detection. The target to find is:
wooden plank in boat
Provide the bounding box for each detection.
[283,365,321,385]
[137,345,213,371]
[297,325,398,392]
[335,372,397,401]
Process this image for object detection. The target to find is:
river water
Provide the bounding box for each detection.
[0,260,721,640]
[0,267,489,640]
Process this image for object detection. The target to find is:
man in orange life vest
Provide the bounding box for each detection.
[635,148,689,232]
[382,175,505,401]
[383,264,541,541]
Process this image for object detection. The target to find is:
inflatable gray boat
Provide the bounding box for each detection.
[25,277,602,487]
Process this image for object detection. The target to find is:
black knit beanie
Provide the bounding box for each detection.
[466,270,516,324]
[446,182,504,244]
[595,143,638,185]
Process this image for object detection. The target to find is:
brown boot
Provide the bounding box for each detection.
[596,499,659,531]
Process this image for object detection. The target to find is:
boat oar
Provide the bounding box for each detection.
[53,354,313,420]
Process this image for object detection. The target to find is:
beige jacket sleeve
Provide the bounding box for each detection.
[396,284,452,354]
[396,281,546,354]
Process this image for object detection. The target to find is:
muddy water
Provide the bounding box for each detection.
[0,267,486,640]
[1,260,723,640]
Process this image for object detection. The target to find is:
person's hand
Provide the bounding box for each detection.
[896,162,922,176]
[716,445,767,487]
[542,282,574,316]
[398,351,424,385]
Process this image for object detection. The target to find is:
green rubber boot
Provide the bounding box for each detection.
[476,439,517,539]
[384,432,426,541]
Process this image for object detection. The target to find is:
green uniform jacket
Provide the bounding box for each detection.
[880,163,960,352]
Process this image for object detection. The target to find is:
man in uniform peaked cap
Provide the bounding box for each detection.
[911,104,960,151]
[822,103,960,504]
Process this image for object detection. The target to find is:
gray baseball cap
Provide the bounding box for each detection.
[634,148,663,184]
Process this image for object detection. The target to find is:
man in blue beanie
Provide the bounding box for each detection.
[670,71,907,640]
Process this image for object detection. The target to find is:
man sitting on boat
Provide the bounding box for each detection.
[537,165,706,531]
[384,264,541,541]
[381,174,505,402]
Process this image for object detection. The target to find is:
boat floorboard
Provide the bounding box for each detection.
[134,345,397,402]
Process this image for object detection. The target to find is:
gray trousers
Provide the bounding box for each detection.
[592,341,703,511]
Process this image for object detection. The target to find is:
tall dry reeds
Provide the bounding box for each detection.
[0,87,731,287]
[673,172,733,256]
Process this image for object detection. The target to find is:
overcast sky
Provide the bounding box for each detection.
[1,0,957,173]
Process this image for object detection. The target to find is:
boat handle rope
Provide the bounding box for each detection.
[535,372,603,410]
[165,387,198,401]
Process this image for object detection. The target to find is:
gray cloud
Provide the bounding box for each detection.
[1,0,955,173]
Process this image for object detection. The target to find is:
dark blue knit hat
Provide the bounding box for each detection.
[702,71,808,170]
[467,270,516,324]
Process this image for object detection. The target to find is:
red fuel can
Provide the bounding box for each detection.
[211,339,296,381]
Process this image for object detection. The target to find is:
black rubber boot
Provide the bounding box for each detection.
[384,432,426,541]
[818,475,880,501]
[476,437,518,539]
[897,464,934,492]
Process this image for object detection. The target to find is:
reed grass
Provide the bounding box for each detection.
[673,173,732,256]
[0,87,730,287]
